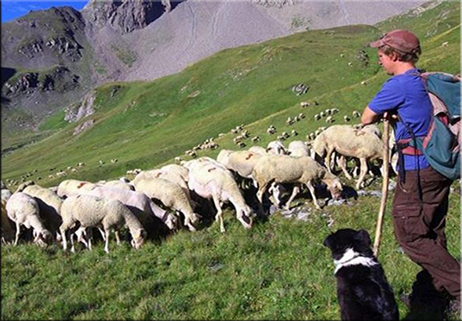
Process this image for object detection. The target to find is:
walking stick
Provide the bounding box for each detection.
[373,114,390,257]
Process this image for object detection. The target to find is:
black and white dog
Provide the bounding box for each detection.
[324,228,399,320]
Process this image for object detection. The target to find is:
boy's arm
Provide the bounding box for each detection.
[361,106,381,125]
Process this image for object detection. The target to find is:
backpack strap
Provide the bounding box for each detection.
[396,112,423,202]
[396,138,424,156]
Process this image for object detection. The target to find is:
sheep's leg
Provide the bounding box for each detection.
[338,156,352,180]
[270,182,282,208]
[212,195,225,233]
[87,228,93,251]
[14,221,21,246]
[104,229,110,254]
[70,230,76,253]
[184,215,197,232]
[305,181,321,210]
[61,229,68,252]
[356,158,368,190]
[325,149,334,173]
[256,182,269,204]
[284,185,301,210]
[115,230,121,245]
[75,227,87,248]
[98,227,106,241]
[330,151,337,171]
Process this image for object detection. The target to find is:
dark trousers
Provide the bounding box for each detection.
[392,167,460,300]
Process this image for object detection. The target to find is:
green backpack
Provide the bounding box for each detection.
[398,72,460,180]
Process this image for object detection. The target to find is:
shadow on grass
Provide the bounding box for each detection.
[402,270,456,321]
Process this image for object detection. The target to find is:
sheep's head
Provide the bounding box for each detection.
[165,212,179,231]
[322,173,343,200]
[185,213,202,232]
[237,207,253,229]
[33,229,53,247]
[131,228,147,249]
[191,213,202,225]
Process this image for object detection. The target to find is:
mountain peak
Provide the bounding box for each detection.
[82,0,178,33]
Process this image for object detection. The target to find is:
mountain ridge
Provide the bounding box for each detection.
[1,0,426,132]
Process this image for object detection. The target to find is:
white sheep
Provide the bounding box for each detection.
[103,180,135,191]
[57,179,98,198]
[360,124,382,139]
[134,168,190,200]
[216,149,234,167]
[6,192,52,246]
[218,150,284,206]
[83,186,178,232]
[14,180,35,193]
[312,125,386,189]
[23,185,63,242]
[267,127,276,135]
[288,140,310,157]
[252,155,343,210]
[266,140,287,155]
[2,188,12,203]
[60,195,147,253]
[314,114,321,121]
[344,115,350,122]
[300,101,310,108]
[248,146,267,155]
[352,110,361,118]
[1,200,14,244]
[218,150,263,182]
[160,164,190,182]
[184,159,253,233]
[326,116,334,123]
[132,176,200,232]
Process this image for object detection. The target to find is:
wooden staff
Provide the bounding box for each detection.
[373,114,390,257]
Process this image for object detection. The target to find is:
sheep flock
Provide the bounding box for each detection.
[2,102,396,253]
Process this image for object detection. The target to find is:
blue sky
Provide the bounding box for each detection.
[1,1,89,23]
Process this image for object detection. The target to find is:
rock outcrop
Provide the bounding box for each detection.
[82,0,177,33]
[2,66,80,98]
[64,90,97,123]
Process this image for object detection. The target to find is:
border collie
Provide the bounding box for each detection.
[323,228,399,320]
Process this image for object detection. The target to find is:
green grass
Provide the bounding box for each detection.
[111,44,137,68]
[2,186,460,320]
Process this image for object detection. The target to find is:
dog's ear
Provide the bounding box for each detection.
[355,229,371,247]
[323,234,333,249]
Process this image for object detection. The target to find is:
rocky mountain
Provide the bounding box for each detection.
[1,0,427,132]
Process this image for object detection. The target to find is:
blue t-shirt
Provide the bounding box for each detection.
[368,68,431,171]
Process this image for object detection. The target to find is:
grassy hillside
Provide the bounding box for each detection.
[1,1,460,188]
[1,1,461,320]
